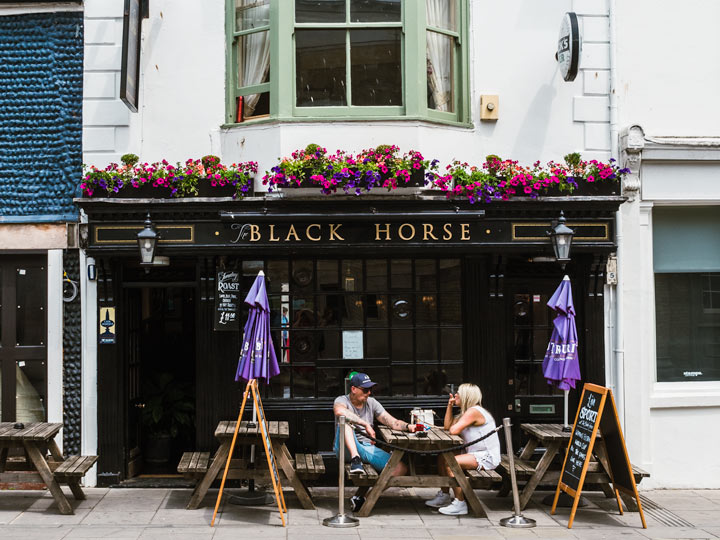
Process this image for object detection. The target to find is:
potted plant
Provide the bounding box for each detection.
[141,372,195,465]
[263,143,438,195]
[80,154,257,199]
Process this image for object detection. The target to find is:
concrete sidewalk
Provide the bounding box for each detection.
[0,486,718,540]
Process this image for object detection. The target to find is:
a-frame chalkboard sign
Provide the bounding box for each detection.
[211,379,287,527]
[551,383,646,529]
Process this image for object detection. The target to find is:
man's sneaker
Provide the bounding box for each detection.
[350,495,365,512]
[349,456,364,474]
[438,498,468,516]
[425,490,453,508]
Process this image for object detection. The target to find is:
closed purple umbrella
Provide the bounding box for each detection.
[542,275,580,430]
[235,270,280,383]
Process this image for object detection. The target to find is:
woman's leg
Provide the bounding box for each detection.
[441,453,479,501]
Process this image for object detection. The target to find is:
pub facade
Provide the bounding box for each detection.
[78,0,627,485]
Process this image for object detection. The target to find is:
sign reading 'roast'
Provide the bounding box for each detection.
[214,270,240,331]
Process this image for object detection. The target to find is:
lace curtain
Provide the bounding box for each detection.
[426,0,453,112]
[237,0,270,116]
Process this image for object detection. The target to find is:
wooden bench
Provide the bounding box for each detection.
[345,462,501,489]
[178,451,211,479]
[294,453,325,480]
[53,455,98,481]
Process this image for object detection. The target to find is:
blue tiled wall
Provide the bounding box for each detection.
[0,12,83,221]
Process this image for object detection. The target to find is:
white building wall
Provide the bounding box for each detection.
[615,0,720,488]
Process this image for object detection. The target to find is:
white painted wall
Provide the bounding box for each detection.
[83,0,611,175]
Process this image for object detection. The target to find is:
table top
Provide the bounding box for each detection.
[0,422,62,442]
[521,423,602,443]
[215,420,289,440]
[378,426,464,450]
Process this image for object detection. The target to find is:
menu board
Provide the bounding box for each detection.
[561,387,603,491]
[213,270,240,331]
[552,383,646,529]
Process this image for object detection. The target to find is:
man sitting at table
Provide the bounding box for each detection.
[334,372,418,475]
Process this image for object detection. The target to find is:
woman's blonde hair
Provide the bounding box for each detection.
[457,383,482,415]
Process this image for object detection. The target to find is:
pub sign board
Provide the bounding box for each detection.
[99,306,116,345]
[214,270,240,331]
[552,383,646,529]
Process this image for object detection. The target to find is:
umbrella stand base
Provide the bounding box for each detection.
[323,514,359,528]
[542,492,588,508]
[500,515,537,528]
[229,489,274,506]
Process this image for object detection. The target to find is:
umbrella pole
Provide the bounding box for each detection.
[563,390,571,432]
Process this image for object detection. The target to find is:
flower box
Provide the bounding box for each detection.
[543,179,620,197]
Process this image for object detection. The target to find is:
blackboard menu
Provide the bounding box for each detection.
[213,270,240,331]
[561,387,603,491]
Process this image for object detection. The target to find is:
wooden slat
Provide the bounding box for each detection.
[295,453,307,474]
[268,421,278,437]
[0,424,17,438]
[279,421,289,438]
[177,452,192,473]
[304,453,314,473]
[312,454,325,474]
[197,452,210,471]
[55,455,97,477]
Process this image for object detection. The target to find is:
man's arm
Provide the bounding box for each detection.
[334,403,376,440]
[377,411,416,432]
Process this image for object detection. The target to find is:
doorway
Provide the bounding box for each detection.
[125,285,196,477]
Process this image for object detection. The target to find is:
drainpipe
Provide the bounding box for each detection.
[608,0,625,430]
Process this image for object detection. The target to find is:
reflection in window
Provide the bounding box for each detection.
[16,362,46,422]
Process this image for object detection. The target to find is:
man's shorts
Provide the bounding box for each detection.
[333,426,391,473]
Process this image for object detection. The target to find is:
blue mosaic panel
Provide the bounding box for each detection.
[0,12,83,219]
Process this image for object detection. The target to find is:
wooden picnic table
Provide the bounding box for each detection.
[353,426,499,518]
[0,422,96,515]
[180,420,321,510]
[497,424,648,511]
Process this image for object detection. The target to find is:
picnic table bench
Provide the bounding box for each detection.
[496,423,649,510]
[0,422,97,515]
[178,420,323,510]
[344,426,502,517]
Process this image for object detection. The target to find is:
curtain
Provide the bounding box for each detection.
[426,0,453,112]
[237,0,271,116]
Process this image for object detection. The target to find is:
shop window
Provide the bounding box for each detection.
[264,258,463,398]
[227,0,469,124]
[653,207,720,382]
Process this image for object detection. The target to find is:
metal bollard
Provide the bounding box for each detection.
[499,417,536,528]
[323,416,359,528]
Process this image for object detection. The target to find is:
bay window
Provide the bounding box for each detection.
[227,0,469,124]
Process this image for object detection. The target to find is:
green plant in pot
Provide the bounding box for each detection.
[141,372,195,464]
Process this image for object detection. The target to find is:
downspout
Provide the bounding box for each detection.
[608,0,625,430]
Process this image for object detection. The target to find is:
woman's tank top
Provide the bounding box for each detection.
[461,406,501,467]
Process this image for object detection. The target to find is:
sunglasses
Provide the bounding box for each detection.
[354,386,372,394]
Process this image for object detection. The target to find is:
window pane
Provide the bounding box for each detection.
[416,329,437,361]
[16,265,45,346]
[317,294,341,326]
[417,294,437,324]
[292,260,314,291]
[440,328,462,361]
[342,260,363,292]
[267,260,289,293]
[296,30,347,106]
[295,0,345,23]
[655,273,720,381]
[237,31,270,87]
[318,330,340,358]
[392,365,414,396]
[367,329,388,358]
[342,295,364,326]
[269,366,292,398]
[293,367,316,397]
[318,368,343,397]
[426,0,457,31]
[351,0,401,22]
[350,29,402,106]
[390,259,411,289]
[240,91,270,120]
[415,259,437,290]
[16,361,46,422]
[427,31,455,112]
[366,259,387,291]
[235,0,270,31]
[391,329,413,361]
[317,260,339,290]
[366,294,388,327]
[418,364,445,395]
[439,259,461,290]
[439,293,461,324]
[290,330,317,362]
[443,363,463,393]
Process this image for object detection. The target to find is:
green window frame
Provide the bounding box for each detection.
[225,0,470,126]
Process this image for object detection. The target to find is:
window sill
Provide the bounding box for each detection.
[221,115,473,130]
[649,381,720,409]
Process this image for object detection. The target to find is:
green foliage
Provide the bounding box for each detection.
[141,372,195,438]
[121,153,139,166]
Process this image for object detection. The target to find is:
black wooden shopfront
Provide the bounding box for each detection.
[79,196,621,484]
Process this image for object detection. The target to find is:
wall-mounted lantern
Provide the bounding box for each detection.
[137,213,159,267]
[548,211,574,268]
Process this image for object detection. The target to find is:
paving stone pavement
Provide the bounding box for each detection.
[0,486,717,539]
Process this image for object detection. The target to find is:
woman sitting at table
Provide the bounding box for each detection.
[425,383,501,516]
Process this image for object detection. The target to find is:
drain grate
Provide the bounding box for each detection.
[639,495,694,527]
